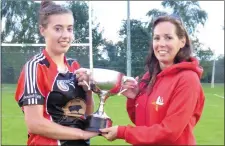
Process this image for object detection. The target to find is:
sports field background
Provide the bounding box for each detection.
[1,83,224,145]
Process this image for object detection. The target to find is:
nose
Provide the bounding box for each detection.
[61,29,70,39]
[158,38,166,47]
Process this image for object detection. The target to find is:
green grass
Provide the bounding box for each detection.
[1,83,224,145]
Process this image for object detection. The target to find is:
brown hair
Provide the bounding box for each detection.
[142,15,192,94]
[38,0,72,28]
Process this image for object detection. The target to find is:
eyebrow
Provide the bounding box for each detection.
[54,24,73,27]
[153,33,172,36]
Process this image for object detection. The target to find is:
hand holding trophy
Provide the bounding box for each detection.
[81,68,136,133]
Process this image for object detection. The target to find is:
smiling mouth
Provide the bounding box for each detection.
[158,50,168,55]
[59,41,69,46]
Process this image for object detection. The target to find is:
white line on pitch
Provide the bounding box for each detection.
[214,94,224,98]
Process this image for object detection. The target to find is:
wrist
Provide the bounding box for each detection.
[86,90,92,96]
[81,130,88,140]
[126,94,138,100]
[86,91,94,105]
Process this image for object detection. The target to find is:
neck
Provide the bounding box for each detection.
[45,48,65,68]
[159,62,174,70]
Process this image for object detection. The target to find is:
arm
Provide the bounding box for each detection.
[125,73,149,125]
[71,61,94,115]
[117,73,204,145]
[24,105,95,140]
[85,91,95,115]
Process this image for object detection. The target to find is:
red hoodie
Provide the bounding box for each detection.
[117,57,205,145]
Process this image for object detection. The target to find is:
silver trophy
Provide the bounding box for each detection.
[84,68,128,132]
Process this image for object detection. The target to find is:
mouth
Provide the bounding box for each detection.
[158,50,169,55]
[59,41,70,46]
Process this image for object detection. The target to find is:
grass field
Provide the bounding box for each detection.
[1,83,224,145]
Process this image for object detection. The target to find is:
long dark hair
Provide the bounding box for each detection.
[142,15,193,94]
[38,0,72,28]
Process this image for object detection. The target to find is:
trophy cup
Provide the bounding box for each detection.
[84,68,126,132]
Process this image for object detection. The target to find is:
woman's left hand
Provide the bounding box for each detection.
[99,126,118,141]
[74,68,90,92]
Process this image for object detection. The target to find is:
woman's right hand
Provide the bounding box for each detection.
[120,76,139,99]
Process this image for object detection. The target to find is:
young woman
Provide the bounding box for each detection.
[15,1,97,145]
[100,15,205,145]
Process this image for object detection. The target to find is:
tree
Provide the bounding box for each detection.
[196,48,214,82]
[215,55,224,83]
[117,19,150,76]
[146,1,208,36]
[146,1,209,58]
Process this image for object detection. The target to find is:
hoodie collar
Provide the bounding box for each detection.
[157,57,203,79]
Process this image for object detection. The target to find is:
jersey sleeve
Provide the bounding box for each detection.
[15,61,45,107]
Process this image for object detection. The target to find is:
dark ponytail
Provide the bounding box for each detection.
[40,0,53,10]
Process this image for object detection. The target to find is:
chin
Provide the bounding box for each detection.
[156,56,168,62]
[58,47,70,54]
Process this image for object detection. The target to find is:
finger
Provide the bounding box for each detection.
[78,82,86,86]
[101,134,107,138]
[74,68,88,74]
[78,76,88,82]
[99,128,109,133]
[135,76,139,82]
[78,77,84,82]
[118,88,127,95]
[75,73,80,78]
[123,81,137,86]
[122,84,136,89]
[78,74,89,81]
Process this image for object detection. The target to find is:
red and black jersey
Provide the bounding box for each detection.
[15,49,89,146]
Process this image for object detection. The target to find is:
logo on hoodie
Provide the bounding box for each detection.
[152,96,164,111]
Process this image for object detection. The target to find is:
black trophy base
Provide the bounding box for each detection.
[85,115,112,132]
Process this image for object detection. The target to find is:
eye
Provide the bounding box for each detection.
[68,28,73,32]
[153,37,160,41]
[55,27,61,32]
[165,36,172,40]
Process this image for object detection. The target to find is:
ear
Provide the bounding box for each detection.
[179,37,186,49]
[39,25,45,37]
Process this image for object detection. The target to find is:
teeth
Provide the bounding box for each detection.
[158,50,168,54]
[60,42,68,46]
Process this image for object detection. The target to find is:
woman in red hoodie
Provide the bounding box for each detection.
[100,14,205,145]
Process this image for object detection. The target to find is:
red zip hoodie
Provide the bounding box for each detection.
[117,57,205,145]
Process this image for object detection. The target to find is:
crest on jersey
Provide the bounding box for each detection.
[62,98,86,119]
[57,80,69,92]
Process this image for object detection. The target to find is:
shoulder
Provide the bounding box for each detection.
[177,70,201,87]
[25,53,46,68]
[179,70,200,80]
